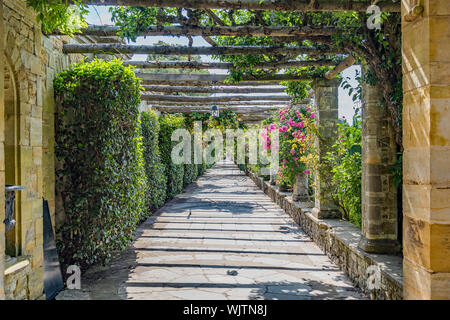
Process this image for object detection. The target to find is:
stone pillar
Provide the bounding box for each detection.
[402,0,450,299]
[311,78,341,219]
[292,172,309,202]
[0,0,5,300]
[358,80,400,254]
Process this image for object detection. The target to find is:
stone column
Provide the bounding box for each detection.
[358,80,400,254]
[0,0,5,300]
[292,172,309,202]
[402,0,450,299]
[311,78,340,219]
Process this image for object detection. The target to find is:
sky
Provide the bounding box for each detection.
[86,6,360,123]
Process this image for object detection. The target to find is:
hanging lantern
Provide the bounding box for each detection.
[211,105,220,118]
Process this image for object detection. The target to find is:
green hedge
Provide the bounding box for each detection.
[54,59,146,268]
[159,114,186,198]
[140,110,167,213]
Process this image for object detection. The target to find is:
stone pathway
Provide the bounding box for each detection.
[57,160,364,300]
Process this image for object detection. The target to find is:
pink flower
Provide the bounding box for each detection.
[280,115,286,121]
[310,112,315,119]
[294,157,299,161]
[304,169,311,174]
[290,149,296,155]
[306,107,311,111]
[281,125,288,132]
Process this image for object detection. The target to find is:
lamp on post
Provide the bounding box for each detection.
[211,105,220,118]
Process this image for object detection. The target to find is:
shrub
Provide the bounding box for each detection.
[140,110,167,213]
[54,59,146,269]
[324,114,362,227]
[159,114,186,198]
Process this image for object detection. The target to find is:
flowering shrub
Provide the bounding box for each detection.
[271,105,317,187]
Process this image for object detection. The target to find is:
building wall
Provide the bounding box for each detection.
[0,0,6,301]
[0,0,80,300]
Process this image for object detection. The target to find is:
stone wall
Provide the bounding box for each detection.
[0,0,80,300]
[245,168,403,300]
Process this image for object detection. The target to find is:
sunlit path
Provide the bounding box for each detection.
[58,160,364,300]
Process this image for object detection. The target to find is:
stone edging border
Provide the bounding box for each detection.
[244,168,403,300]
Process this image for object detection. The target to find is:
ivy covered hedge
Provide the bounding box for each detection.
[159,114,186,199]
[54,60,216,268]
[140,110,167,213]
[54,59,146,268]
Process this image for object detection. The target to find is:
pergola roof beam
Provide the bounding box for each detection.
[63,44,342,56]
[126,59,336,70]
[137,73,315,83]
[142,94,291,103]
[141,99,298,106]
[82,0,401,12]
[54,24,340,37]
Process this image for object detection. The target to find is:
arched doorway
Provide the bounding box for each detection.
[3,55,21,260]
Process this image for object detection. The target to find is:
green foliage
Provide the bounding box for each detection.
[140,110,168,213]
[26,0,88,35]
[54,59,146,269]
[159,114,186,198]
[324,114,362,227]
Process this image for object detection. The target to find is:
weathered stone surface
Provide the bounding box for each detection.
[359,80,400,254]
[247,168,403,300]
[402,0,450,300]
[312,78,340,219]
[57,161,365,300]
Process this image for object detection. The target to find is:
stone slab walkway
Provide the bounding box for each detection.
[57,160,364,300]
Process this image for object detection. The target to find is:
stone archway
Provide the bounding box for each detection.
[3,55,21,258]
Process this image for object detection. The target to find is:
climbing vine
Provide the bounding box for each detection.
[26,0,88,35]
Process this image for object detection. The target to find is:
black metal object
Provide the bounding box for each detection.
[42,199,63,300]
[4,185,25,232]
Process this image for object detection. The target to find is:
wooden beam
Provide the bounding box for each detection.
[137,73,315,83]
[54,24,340,37]
[141,99,293,106]
[325,55,356,79]
[82,0,401,12]
[126,59,336,70]
[142,94,291,103]
[63,44,341,56]
[151,106,278,112]
[143,85,286,94]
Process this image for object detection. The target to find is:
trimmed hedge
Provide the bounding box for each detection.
[159,114,186,198]
[54,59,146,268]
[140,110,167,213]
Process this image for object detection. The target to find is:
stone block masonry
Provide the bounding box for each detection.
[402,0,450,299]
[0,0,83,299]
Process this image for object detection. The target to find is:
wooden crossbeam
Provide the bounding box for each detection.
[82,0,401,12]
[54,24,339,37]
[325,55,356,79]
[137,73,315,83]
[141,99,293,106]
[63,44,341,56]
[143,85,286,94]
[142,94,291,103]
[126,59,336,70]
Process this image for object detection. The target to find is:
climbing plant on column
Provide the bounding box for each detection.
[54,59,146,269]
